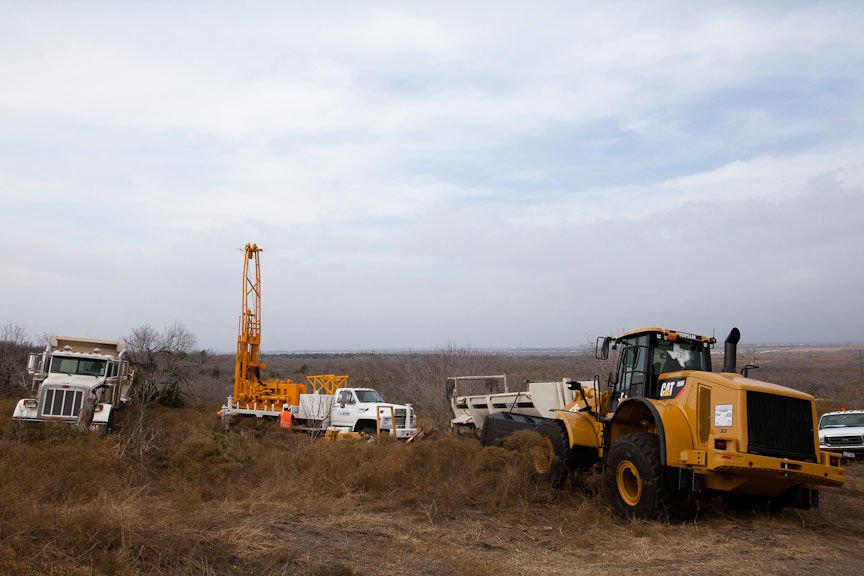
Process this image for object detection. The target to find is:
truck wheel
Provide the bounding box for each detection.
[605,432,665,519]
[355,421,377,436]
[533,421,571,487]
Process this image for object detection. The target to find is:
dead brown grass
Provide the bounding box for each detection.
[2,391,864,575]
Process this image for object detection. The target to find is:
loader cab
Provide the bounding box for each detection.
[607,328,715,411]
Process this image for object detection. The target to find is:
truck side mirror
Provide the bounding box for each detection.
[596,336,613,360]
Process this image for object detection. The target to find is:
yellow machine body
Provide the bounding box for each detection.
[544,327,843,515]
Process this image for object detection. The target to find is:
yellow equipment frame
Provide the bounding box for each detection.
[306,374,349,395]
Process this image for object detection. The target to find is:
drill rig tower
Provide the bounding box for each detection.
[220,243,308,421]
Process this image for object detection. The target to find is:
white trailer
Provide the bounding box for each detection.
[448,375,595,434]
[12,336,133,432]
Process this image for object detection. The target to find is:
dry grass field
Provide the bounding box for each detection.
[1,345,863,575]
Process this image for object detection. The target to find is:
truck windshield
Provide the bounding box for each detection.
[49,356,107,377]
[355,390,384,403]
[820,414,864,429]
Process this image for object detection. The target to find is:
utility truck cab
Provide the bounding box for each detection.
[819,410,864,458]
[328,388,417,439]
[12,336,132,432]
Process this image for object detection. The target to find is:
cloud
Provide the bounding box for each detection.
[0,1,862,349]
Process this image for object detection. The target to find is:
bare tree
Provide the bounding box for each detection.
[124,322,200,407]
[0,322,36,395]
[396,343,483,428]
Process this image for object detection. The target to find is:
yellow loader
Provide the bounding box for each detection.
[481,327,844,517]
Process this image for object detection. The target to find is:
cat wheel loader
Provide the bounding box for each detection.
[481,327,844,518]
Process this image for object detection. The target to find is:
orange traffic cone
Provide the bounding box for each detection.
[279,408,293,429]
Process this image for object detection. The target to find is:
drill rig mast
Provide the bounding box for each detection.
[220,243,307,421]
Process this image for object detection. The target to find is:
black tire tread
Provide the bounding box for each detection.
[605,432,666,518]
[534,420,571,487]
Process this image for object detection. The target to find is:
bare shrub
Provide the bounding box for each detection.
[0,322,36,396]
[124,322,202,407]
[395,344,485,428]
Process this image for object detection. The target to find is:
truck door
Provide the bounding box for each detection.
[330,390,357,428]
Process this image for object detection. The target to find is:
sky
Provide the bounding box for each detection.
[1,1,862,352]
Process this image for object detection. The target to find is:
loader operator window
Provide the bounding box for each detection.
[651,339,710,375]
[648,336,712,398]
[612,335,650,410]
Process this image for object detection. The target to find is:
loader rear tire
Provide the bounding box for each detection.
[605,432,666,519]
[533,421,571,487]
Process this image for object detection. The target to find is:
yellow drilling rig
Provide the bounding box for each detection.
[219,243,347,424]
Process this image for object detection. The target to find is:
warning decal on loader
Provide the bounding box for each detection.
[714,404,733,427]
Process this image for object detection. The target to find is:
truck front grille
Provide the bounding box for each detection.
[395,409,406,428]
[746,391,816,462]
[825,435,864,446]
[42,388,84,418]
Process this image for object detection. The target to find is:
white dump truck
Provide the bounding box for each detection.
[12,336,133,432]
[288,387,417,439]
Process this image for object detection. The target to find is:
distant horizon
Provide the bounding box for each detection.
[16,325,863,355]
[240,340,864,357]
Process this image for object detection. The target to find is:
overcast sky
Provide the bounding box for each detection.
[1,1,862,351]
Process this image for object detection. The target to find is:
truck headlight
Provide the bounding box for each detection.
[24,399,37,408]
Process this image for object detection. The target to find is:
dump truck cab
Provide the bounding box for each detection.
[12,336,133,432]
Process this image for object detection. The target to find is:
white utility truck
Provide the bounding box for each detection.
[12,336,133,432]
[287,387,417,439]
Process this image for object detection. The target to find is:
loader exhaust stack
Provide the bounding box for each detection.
[723,327,741,373]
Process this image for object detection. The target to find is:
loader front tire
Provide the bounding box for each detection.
[533,420,571,487]
[605,432,665,519]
